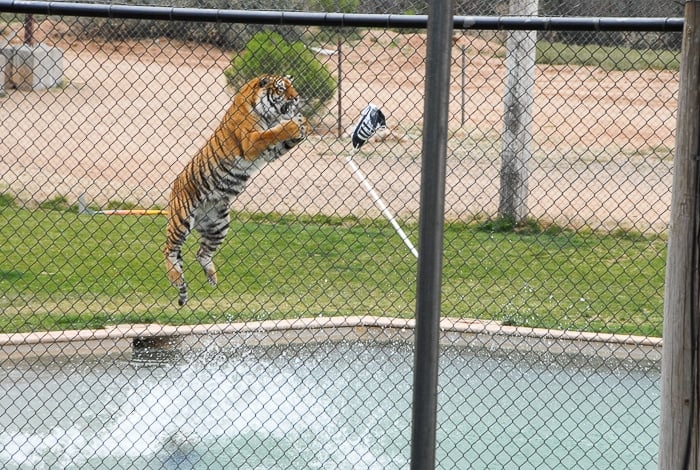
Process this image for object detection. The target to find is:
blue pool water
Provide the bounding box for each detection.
[0,340,659,469]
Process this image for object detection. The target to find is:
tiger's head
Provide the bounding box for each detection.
[248,74,302,126]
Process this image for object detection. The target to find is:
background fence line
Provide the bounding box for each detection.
[0,1,686,31]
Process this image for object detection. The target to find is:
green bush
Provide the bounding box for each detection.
[225,31,336,118]
[0,193,16,208]
[68,0,303,51]
[309,0,359,12]
[71,19,301,51]
[38,195,70,211]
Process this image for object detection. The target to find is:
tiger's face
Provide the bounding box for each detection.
[254,75,302,125]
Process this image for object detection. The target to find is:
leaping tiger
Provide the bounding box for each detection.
[164,74,310,306]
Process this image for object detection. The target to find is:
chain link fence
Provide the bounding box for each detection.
[0,3,680,469]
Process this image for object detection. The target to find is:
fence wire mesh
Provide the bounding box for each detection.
[0,6,679,469]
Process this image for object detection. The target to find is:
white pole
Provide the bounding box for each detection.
[498,0,537,222]
[345,155,419,258]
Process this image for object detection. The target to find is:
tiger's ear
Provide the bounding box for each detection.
[284,75,294,83]
[258,76,270,87]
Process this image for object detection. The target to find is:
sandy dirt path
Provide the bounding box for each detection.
[0,26,678,233]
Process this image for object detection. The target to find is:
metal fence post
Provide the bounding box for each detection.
[410,0,453,468]
[658,1,700,468]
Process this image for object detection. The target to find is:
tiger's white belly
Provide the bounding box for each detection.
[203,150,281,207]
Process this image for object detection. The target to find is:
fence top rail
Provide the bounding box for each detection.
[0,0,684,32]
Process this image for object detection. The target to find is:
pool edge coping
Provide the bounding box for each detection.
[0,316,662,348]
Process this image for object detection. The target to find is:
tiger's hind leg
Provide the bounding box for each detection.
[164,209,192,306]
[194,202,231,287]
[165,250,189,307]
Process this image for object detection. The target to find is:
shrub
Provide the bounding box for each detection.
[39,195,70,211]
[0,193,16,208]
[70,19,298,51]
[224,31,336,118]
[68,0,303,51]
[309,0,359,12]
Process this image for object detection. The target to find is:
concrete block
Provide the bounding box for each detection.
[8,43,64,91]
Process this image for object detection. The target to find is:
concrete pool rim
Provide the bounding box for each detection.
[0,316,662,365]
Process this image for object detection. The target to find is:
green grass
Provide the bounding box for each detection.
[0,205,666,337]
[536,41,680,71]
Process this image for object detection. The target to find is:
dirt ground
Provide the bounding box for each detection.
[0,22,678,232]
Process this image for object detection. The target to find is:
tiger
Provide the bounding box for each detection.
[164,74,310,306]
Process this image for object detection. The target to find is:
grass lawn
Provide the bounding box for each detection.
[536,40,680,72]
[0,206,666,337]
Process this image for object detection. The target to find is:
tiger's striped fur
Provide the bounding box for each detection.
[164,74,310,306]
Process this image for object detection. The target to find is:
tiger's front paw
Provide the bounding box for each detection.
[293,114,310,141]
[282,114,310,148]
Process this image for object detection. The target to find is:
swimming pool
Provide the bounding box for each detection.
[0,337,659,469]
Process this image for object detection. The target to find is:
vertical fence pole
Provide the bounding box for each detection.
[498,0,537,222]
[410,0,453,468]
[337,37,342,138]
[24,14,34,45]
[460,44,466,127]
[658,1,700,469]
